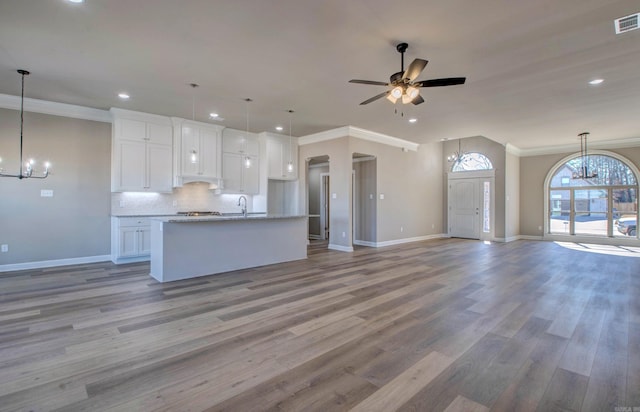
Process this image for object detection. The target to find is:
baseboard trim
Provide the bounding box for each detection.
[518,235,544,241]
[328,243,354,252]
[308,235,323,240]
[353,234,446,248]
[0,255,112,273]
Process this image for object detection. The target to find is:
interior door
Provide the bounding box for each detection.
[449,178,480,239]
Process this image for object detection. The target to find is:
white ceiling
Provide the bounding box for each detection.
[0,0,639,149]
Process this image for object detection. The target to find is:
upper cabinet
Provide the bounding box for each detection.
[172,118,225,187]
[111,109,173,193]
[221,128,260,194]
[262,133,298,180]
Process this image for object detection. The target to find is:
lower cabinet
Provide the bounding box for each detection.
[111,217,152,263]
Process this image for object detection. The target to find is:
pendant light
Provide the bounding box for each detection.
[189,83,199,164]
[244,98,252,168]
[0,70,50,179]
[287,109,294,173]
[572,132,598,179]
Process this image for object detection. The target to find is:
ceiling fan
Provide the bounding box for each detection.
[349,42,466,105]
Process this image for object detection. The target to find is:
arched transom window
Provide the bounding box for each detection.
[547,153,638,238]
[452,152,493,172]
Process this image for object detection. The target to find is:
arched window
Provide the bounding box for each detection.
[546,152,638,239]
[452,152,493,172]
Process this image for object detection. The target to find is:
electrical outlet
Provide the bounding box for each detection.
[379,194,385,200]
[538,226,543,231]
[40,189,53,197]
[432,223,435,229]
[400,226,404,233]
[1,244,8,253]
[119,200,125,208]
[342,231,346,238]
[173,200,178,207]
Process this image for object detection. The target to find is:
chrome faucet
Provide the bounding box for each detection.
[238,195,247,217]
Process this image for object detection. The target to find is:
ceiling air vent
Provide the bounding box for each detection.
[615,13,639,34]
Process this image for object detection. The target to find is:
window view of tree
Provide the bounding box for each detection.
[548,154,638,238]
[452,152,493,172]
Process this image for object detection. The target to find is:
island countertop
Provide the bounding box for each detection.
[152,214,307,223]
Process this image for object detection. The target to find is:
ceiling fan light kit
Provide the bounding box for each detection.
[349,42,466,107]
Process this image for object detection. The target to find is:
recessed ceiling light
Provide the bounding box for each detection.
[409,118,417,123]
[67,0,84,3]
[118,93,130,100]
[275,126,284,131]
[209,113,219,118]
[589,79,604,85]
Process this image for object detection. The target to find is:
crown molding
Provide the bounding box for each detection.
[298,125,419,152]
[0,94,111,123]
[506,137,640,157]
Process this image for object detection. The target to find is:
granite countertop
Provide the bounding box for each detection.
[154,214,307,223]
[111,214,179,217]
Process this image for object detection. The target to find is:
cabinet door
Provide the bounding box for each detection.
[119,227,140,257]
[117,140,146,190]
[222,152,243,192]
[200,127,219,178]
[138,227,152,255]
[147,123,172,145]
[147,144,173,192]
[180,125,201,176]
[243,156,260,194]
[267,138,284,179]
[119,118,147,142]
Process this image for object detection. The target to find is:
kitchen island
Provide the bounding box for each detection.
[149,214,307,282]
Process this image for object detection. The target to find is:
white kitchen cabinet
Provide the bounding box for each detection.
[172,118,224,187]
[111,109,173,193]
[221,128,260,194]
[222,128,259,156]
[111,217,152,263]
[264,133,298,180]
[222,152,259,193]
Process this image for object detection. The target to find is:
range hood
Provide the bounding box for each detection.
[174,176,222,189]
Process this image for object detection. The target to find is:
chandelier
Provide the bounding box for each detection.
[447,139,466,163]
[0,70,50,179]
[572,132,597,179]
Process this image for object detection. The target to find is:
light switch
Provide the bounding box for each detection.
[369,194,373,200]
[332,193,337,199]
[40,189,53,197]
[379,194,385,200]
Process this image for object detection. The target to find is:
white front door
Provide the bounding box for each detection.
[449,178,481,239]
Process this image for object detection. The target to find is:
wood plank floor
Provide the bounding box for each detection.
[0,238,638,411]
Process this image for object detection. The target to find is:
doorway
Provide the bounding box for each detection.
[448,172,494,240]
[307,155,330,241]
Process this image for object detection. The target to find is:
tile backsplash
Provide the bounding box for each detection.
[111,183,256,215]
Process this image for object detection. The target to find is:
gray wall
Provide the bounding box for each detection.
[353,158,376,243]
[505,151,520,239]
[0,108,111,265]
[519,146,640,237]
[299,135,443,248]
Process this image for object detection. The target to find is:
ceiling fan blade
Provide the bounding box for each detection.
[411,95,425,105]
[402,59,428,82]
[415,77,466,87]
[349,79,389,86]
[359,91,390,105]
